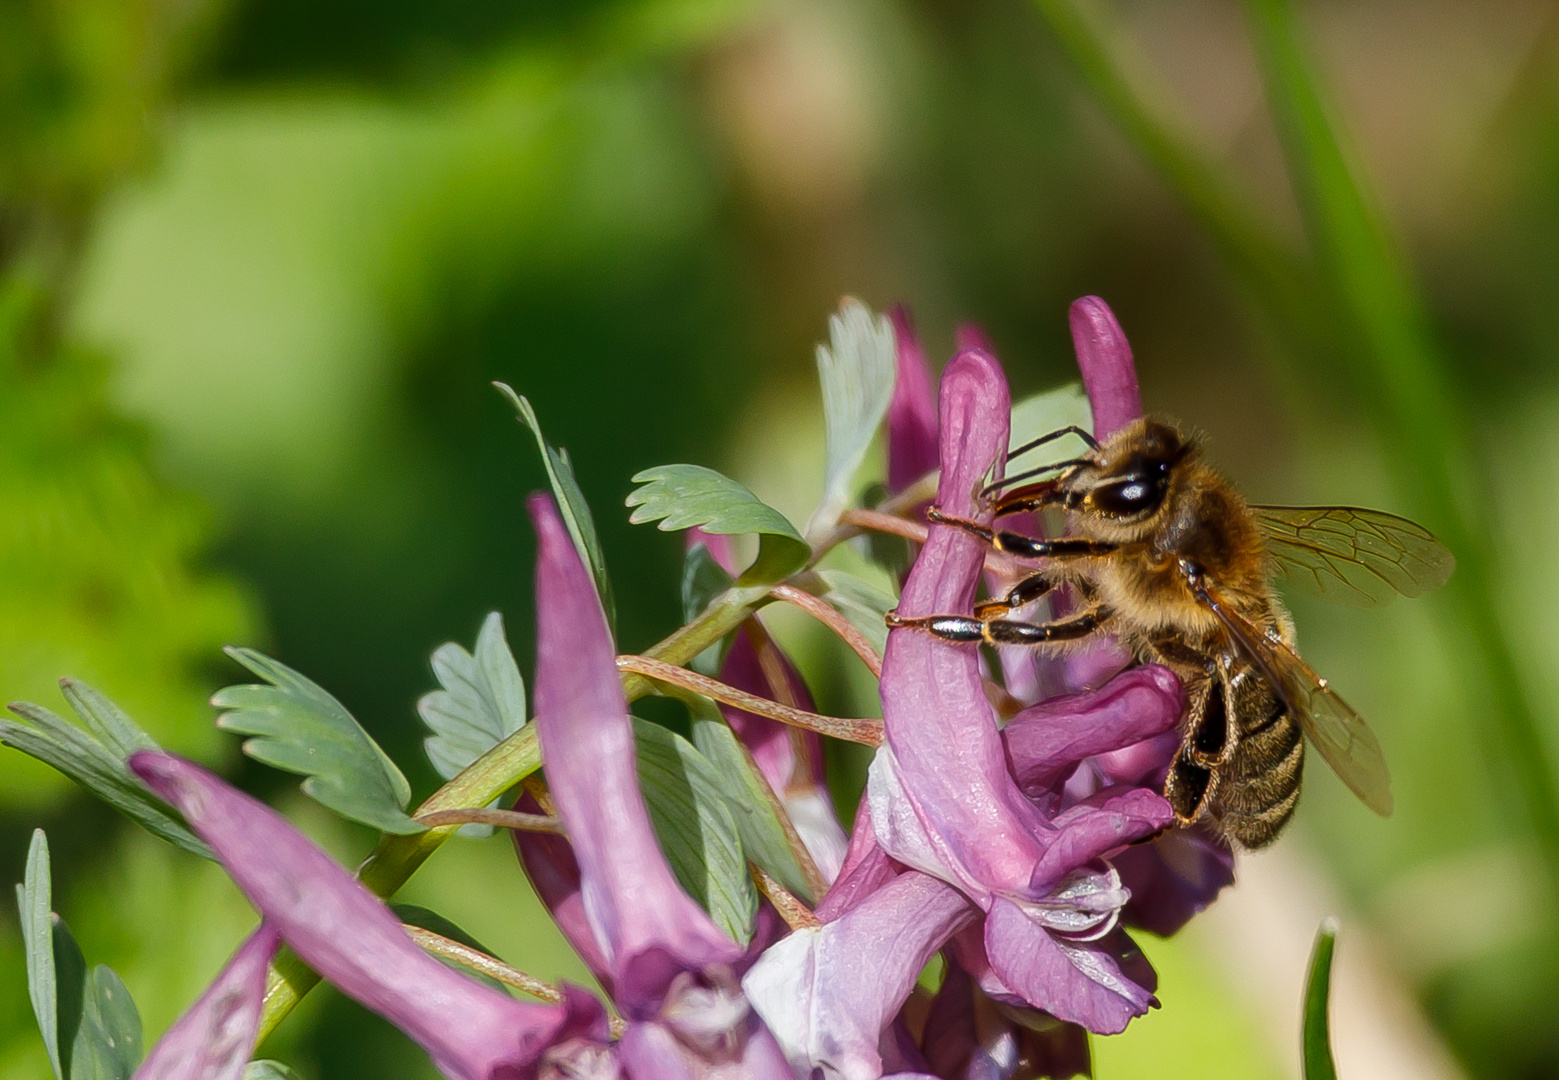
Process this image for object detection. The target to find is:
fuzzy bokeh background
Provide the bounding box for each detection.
[4,0,1558,1076]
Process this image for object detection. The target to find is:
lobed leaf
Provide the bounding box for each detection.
[632,718,757,946]
[1,694,210,860]
[807,298,897,538]
[1302,918,1339,1080]
[214,648,423,836]
[418,613,528,836]
[627,465,808,585]
[494,384,615,628]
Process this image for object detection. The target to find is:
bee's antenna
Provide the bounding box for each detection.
[982,457,1088,498]
[1007,425,1099,464]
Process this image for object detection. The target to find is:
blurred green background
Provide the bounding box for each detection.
[4,0,1559,1075]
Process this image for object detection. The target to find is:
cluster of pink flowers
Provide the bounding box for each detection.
[126,298,1234,1080]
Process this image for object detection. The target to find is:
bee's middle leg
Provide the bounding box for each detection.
[886,604,1113,647]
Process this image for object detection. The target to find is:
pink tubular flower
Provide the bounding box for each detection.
[867,348,1173,1035]
[134,924,280,1080]
[130,751,609,1080]
[524,494,794,1079]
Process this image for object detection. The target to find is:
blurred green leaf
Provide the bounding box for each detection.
[17,831,144,1080]
[1007,382,1093,459]
[808,298,896,538]
[1302,918,1339,1080]
[1,692,211,859]
[214,647,423,835]
[633,717,757,946]
[628,465,808,585]
[681,543,734,676]
[494,383,615,629]
[1244,0,1559,882]
[690,713,815,904]
[817,570,897,659]
[243,1063,304,1080]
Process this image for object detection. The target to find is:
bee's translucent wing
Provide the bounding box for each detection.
[1252,505,1454,608]
[1191,573,1394,816]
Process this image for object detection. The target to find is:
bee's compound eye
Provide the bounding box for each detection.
[1090,472,1167,517]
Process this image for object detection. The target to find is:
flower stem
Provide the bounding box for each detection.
[616,654,884,746]
[414,808,565,834]
[770,583,883,678]
[750,863,821,931]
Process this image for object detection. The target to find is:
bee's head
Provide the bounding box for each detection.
[1060,419,1192,535]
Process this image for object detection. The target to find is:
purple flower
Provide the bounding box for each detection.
[744,871,975,1080]
[130,751,609,1080]
[887,307,939,496]
[921,959,1091,1080]
[523,494,795,1078]
[134,924,279,1080]
[868,348,1173,1035]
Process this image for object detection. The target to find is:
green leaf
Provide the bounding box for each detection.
[690,715,815,905]
[19,831,61,1079]
[1007,382,1094,462]
[1302,918,1339,1080]
[391,903,509,994]
[808,298,897,537]
[418,613,528,837]
[681,544,734,676]
[17,831,144,1080]
[214,648,423,835]
[494,384,615,628]
[632,718,757,946]
[244,1064,304,1080]
[1,695,211,860]
[817,570,898,659]
[627,465,808,585]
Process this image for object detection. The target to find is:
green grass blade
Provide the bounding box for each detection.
[1302,918,1339,1080]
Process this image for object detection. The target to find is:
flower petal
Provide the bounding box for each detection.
[983,900,1156,1036]
[510,792,615,994]
[744,872,975,1080]
[618,1017,795,1080]
[1068,297,1140,440]
[530,494,741,1012]
[814,804,901,923]
[922,960,1092,1080]
[1115,824,1235,937]
[887,307,939,495]
[129,751,603,1080]
[134,924,279,1080]
[1001,667,1184,797]
[1030,789,1174,891]
[879,350,1054,898]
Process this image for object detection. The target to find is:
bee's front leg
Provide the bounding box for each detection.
[886,605,1113,647]
[924,508,1115,560]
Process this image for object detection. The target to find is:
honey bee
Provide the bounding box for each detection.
[886,418,1454,849]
